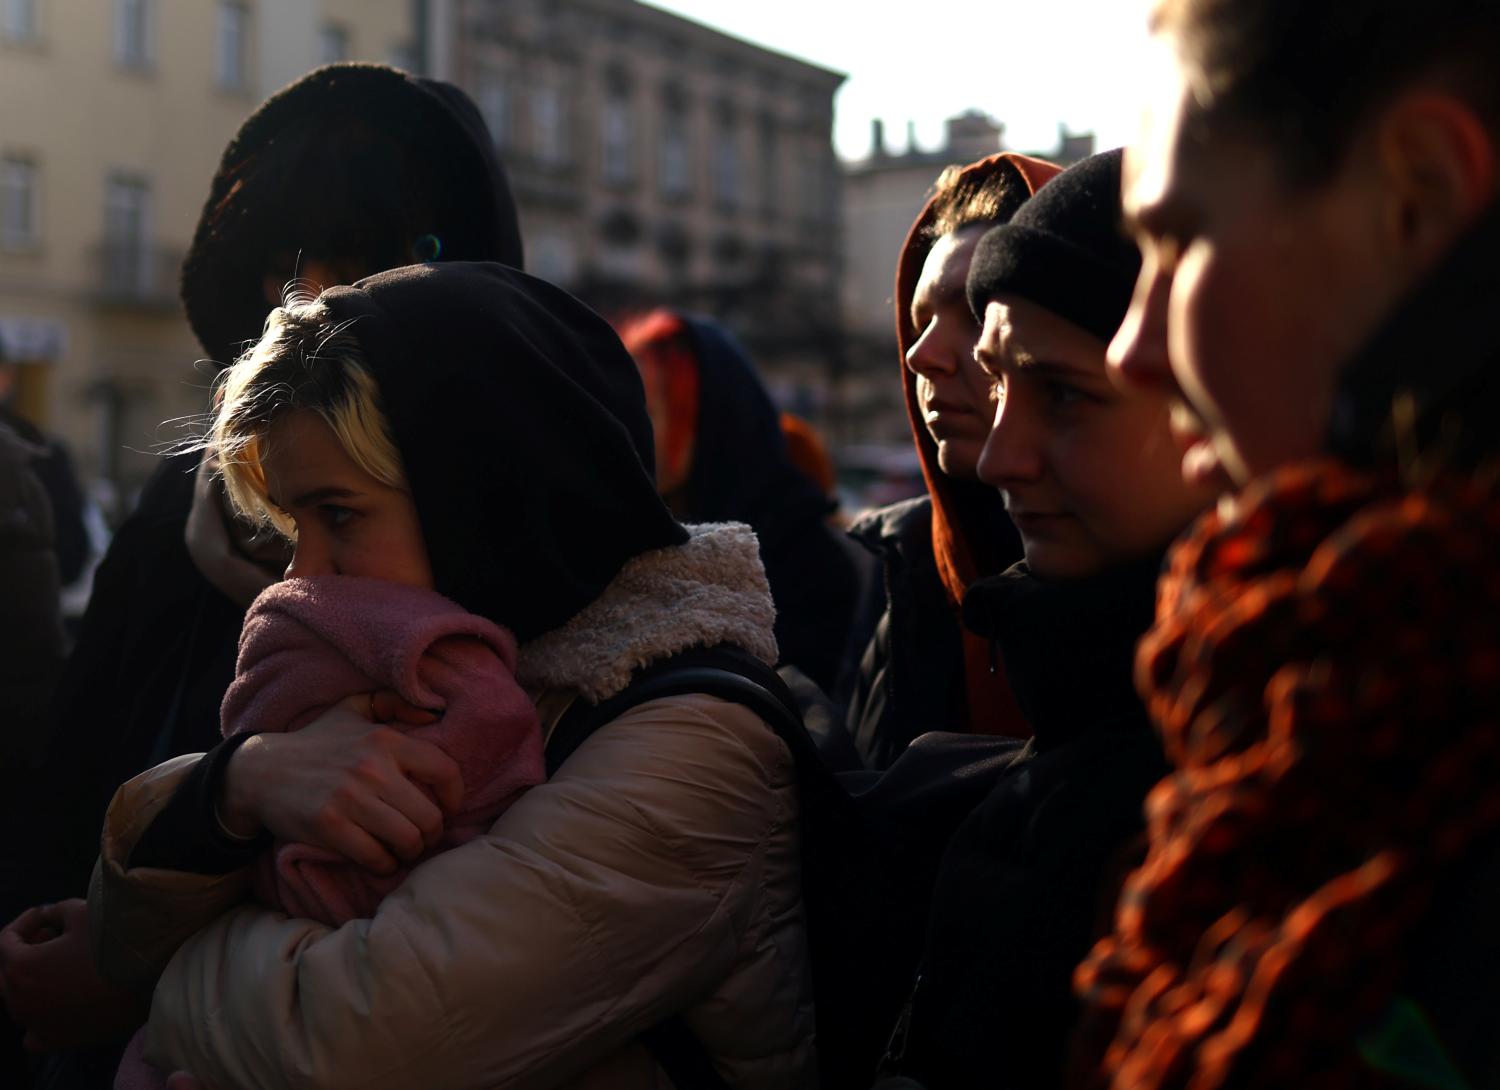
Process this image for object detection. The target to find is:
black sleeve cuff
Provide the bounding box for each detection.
[128,733,272,874]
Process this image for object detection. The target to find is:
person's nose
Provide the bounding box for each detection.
[1108,262,1175,392]
[905,320,960,379]
[977,386,1044,491]
[282,531,331,580]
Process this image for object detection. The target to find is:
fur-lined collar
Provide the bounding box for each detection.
[515,522,778,703]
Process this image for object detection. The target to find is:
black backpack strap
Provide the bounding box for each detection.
[543,644,806,1090]
[545,644,805,776]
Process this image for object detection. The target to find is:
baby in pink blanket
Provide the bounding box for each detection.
[118,573,542,1089]
[225,573,543,922]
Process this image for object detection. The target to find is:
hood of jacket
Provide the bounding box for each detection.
[1330,196,1500,474]
[678,315,834,535]
[894,152,1062,608]
[893,153,1061,737]
[181,63,524,367]
[319,261,688,645]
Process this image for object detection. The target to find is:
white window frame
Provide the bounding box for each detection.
[2,0,39,43]
[476,68,510,148]
[531,85,569,167]
[103,173,153,292]
[0,157,39,251]
[215,1,248,91]
[711,119,739,211]
[601,93,634,186]
[659,106,690,199]
[318,22,348,66]
[113,0,153,71]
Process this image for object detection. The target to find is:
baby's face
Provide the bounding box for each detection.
[260,410,432,588]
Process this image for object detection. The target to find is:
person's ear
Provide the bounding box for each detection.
[1375,90,1497,263]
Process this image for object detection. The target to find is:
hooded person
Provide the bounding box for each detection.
[839,152,1062,770]
[876,148,1213,1090]
[0,62,524,1078]
[618,310,861,695]
[87,260,814,1090]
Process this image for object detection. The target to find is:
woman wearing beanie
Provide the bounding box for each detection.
[878,149,1212,1090]
[840,152,1062,771]
[86,262,814,1089]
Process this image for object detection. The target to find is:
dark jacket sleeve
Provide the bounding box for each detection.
[128,733,269,874]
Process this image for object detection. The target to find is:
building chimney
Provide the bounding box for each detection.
[906,120,918,154]
[871,118,886,159]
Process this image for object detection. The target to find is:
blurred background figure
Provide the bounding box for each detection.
[0,335,95,632]
[0,365,65,771]
[620,308,861,696]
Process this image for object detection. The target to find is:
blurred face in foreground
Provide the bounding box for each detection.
[906,225,995,479]
[1107,38,1497,488]
[975,295,1213,579]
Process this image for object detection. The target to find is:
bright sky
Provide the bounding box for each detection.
[645,0,1158,161]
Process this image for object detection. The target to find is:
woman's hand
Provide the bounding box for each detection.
[0,899,148,1051]
[219,693,461,875]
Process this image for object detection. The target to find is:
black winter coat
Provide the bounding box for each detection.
[840,496,1024,771]
[890,556,1167,1090]
[840,498,968,771]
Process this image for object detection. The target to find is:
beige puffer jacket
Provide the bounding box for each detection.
[89,523,816,1090]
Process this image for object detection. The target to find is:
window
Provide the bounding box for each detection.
[215,1,248,91]
[2,0,38,43]
[113,0,152,70]
[600,93,633,186]
[103,174,152,292]
[529,229,578,286]
[711,107,739,211]
[758,113,778,217]
[475,69,510,148]
[318,22,348,65]
[659,93,690,199]
[530,85,569,167]
[0,157,38,250]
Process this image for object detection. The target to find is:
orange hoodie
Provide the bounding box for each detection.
[893,152,1062,737]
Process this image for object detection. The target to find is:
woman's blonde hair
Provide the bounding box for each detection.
[210,298,405,536]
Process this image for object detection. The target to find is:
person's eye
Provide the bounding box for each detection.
[1044,380,1089,409]
[319,504,356,530]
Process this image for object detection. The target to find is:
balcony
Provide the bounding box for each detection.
[91,242,182,310]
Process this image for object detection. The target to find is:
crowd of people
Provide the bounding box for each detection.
[3,0,1499,1086]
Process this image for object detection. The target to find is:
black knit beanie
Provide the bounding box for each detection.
[319,261,688,643]
[965,148,1138,342]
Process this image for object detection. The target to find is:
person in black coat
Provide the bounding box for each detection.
[619,309,860,696]
[0,63,523,1087]
[881,150,1214,1089]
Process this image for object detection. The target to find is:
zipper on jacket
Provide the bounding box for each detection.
[878,971,922,1075]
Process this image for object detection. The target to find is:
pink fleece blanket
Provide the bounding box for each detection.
[225,574,544,923]
[117,576,543,1090]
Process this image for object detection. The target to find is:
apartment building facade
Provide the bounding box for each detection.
[0,0,412,506]
[433,0,847,426]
